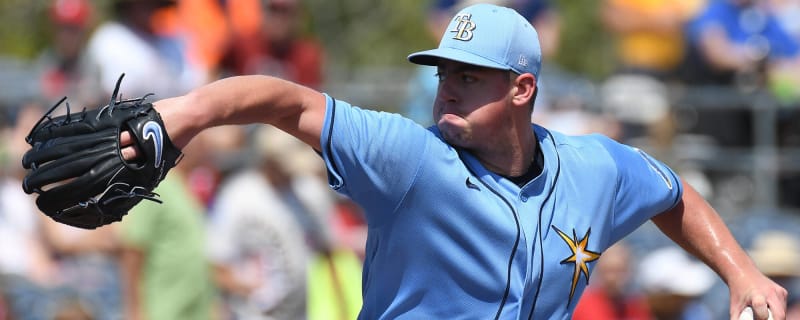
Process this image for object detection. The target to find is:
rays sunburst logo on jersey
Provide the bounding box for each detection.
[552,226,601,305]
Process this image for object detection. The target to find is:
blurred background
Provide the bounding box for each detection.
[0,0,799,319]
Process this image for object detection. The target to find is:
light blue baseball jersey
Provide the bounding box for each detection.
[319,94,683,319]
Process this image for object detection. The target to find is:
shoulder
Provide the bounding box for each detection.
[540,128,636,171]
[328,97,435,140]
[545,128,621,153]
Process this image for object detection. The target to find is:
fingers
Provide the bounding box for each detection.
[730,271,789,320]
[751,296,770,320]
[740,296,783,320]
[120,131,140,161]
[760,284,788,320]
[751,306,773,320]
[736,306,775,320]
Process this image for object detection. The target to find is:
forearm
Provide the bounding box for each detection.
[653,182,788,320]
[156,75,326,150]
[650,181,760,285]
[699,27,756,72]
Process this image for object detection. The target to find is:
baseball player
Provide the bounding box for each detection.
[121,3,786,319]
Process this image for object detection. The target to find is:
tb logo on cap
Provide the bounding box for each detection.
[450,13,476,41]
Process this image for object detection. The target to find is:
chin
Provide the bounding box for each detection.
[440,128,470,148]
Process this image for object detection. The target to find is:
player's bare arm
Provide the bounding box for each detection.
[162,75,327,150]
[651,181,788,320]
[121,75,327,160]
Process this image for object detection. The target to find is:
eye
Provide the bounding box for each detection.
[461,73,477,83]
[434,72,445,82]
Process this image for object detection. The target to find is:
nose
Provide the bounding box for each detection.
[436,78,458,104]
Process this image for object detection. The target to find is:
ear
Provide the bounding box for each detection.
[511,73,537,108]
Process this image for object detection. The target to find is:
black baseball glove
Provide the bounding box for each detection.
[21,74,182,229]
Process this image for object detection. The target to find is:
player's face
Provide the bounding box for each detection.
[433,60,515,149]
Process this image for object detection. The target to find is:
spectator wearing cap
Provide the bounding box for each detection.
[84,0,207,99]
[638,246,716,320]
[749,231,800,320]
[253,126,365,320]
[204,125,359,319]
[33,0,99,108]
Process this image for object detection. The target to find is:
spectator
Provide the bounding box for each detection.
[220,0,325,89]
[26,35,124,313]
[573,241,653,320]
[117,139,217,320]
[205,124,363,319]
[0,168,53,320]
[598,0,704,145]
[0,105,58,320]
[38,215,122,320]
[601,0,705,80]
[257,126,363,320]
[258,127,364,320]
[147,0,231,83]
[84,0,206,99]
[681,0,800,149]
[638,246,716,320]
[205,125,320,319]
[683,0,800,87]
[748,231,800,320]
[33,0,100,109]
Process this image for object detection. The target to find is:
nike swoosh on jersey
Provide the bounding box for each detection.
[143,121,164,168]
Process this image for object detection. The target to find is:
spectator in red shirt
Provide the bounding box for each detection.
[221,0,324,89]
[573,241,654,320]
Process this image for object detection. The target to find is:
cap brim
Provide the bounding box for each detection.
[408,47,511,71]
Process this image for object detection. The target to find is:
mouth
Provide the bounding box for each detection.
[438,113,462,122]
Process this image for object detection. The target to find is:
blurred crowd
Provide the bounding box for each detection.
[0,0,799,319]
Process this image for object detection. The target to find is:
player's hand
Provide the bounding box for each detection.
[120,96,195,162]
[120,131,140,161]
[728,271,787,320]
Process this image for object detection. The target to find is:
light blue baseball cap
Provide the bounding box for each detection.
[408,3,542,78]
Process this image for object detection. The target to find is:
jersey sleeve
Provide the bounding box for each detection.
[599,137,684,243]
[319,94,431,226]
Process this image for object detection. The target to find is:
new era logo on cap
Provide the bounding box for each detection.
[408,3,542,77]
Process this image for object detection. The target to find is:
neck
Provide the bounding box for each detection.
[476,127,538,177]
[501,145,543,187]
